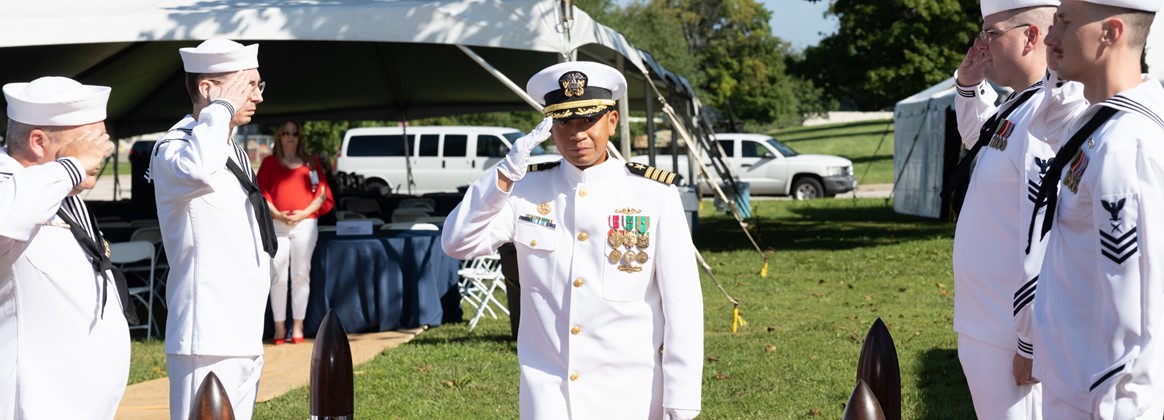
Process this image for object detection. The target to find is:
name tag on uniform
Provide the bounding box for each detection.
[336,219,373,235]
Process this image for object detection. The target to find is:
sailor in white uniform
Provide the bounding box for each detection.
[148,39,275,420]
[442,61,704,419]
[1032,0,1164,417]
[0,77,130,419]
[948,1,1088,417]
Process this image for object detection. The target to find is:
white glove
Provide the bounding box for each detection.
[496,117,552,182]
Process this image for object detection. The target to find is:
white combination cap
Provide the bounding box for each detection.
[1081,0,1161,12]
[526,61,627,120]
[3,76,110,126]
[179,39,259,73]
[981,0,1060,17]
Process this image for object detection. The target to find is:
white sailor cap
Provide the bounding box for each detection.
[3,76,110,126]
[981,0,1060,17]
[179,39,259,73]
[526,61,627,120]
[1080,0,1161,11]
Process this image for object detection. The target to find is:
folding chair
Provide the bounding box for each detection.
[346,198,382,218]
[397,198,436,213]
[391,208,430,223]
[109,241,159,339]
[130,226,168,307]
[457,253,509,331]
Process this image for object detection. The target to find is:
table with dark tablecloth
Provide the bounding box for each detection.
[300,229,461,337]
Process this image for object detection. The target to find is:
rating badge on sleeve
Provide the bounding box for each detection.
[607,208,651,272]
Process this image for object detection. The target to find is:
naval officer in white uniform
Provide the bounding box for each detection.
[948,1,1088,417]
[148,39,276,420]
[1032,0,1164,417]
[0,77,130,419]
[442,61,704,419]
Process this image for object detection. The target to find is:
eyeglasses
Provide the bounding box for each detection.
[208,79,266,94]
[979,24,1031,42]
[281,131,299,137]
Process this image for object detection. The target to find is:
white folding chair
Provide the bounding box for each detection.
[415,216,446,225]
[109,241,158,339]
[346,198,382,218]
[457,253,509,331]
[130,226,168,307]
[335,210,365,220]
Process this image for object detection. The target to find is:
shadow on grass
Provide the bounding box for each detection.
[775,119,894,137]
[918,348,974,419]
[695,201,952,252]
[848,155,894,165]
[780,128,895,144]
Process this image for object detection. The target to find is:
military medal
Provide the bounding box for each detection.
[609,249,622,263]
[537,202,551,215]
[622,232,637,247]
[635,251,649,264]
[637,234,649,249]
[608,230,622,247]
[623,250,637,263]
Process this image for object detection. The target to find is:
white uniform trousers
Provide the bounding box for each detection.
[167,354,264,420]
[958,334,1042,419]
[1043,385,1164,419]
[270,218,317,322]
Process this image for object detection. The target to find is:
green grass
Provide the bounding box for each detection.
[98,160,132,176]
[130,198,972,418]
[129,339,167,384]
[773,119,896,185]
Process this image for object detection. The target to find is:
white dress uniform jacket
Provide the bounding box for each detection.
[442,158,704,419]
[149,103,270,356]
[1032,77,1164,418]
[0,149,130,419]
[952,72,1088,357]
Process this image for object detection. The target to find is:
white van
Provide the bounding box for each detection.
[336,126,561,194]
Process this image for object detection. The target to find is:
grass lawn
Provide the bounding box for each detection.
[129,198,972,418]
[773,119,895,186]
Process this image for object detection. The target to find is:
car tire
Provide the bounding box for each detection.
[365,178,389,195]
[791,177,824,200]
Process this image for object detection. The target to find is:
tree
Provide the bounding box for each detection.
[794,0,978,110]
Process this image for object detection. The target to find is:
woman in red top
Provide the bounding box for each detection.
[257,120,334,344]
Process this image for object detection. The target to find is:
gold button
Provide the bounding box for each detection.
[578,189,587,197]
[530,240,538,247]
[577,232,589,241]
[569,372,579,381]
[573,278,585,288]
[570,326,582,335]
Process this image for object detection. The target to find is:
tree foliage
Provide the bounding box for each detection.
[794,0,978,110]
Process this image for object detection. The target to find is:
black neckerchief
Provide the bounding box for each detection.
[224,157,278,258]
[55,206,137,324]
[1025,106,1119,254]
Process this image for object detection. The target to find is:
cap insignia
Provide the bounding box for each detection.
[560,71,587,98]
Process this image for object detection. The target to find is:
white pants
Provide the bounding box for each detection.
[167,353,264,420]
[270,218,317,322]
[1043,383,1164,419]
[958,334,1042,419]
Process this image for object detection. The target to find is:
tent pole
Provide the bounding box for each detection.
[456,45,543,112]
[616,55,631,161]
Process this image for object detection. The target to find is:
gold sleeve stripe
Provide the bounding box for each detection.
[664,172,676,184]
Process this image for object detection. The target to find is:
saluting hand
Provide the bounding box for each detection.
[207,72,254,114]
[956,44,988,88]
[496,117,553,184]
[57,130,112,179]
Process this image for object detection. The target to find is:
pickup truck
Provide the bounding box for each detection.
[629,133,857,199]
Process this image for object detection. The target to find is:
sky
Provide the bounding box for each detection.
[762,0,839,51]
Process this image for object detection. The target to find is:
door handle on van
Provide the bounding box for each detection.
[741,163,753,168]
[472,160,476,169]
[442,160,446,169]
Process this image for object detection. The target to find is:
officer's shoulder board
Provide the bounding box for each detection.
[526,161,561,173]
[625,162,679,185]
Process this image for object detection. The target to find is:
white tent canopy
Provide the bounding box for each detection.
[892,77,959,219]
[0,0,669,137]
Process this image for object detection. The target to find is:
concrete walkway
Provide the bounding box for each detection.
[115,328,425,419]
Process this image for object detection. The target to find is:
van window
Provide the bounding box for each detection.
[347,134,413,157]
[418,134,440,157]
[477,135,509,158]
[444,134,468,157]
[742,141,773,158]
[716,139,734,158]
